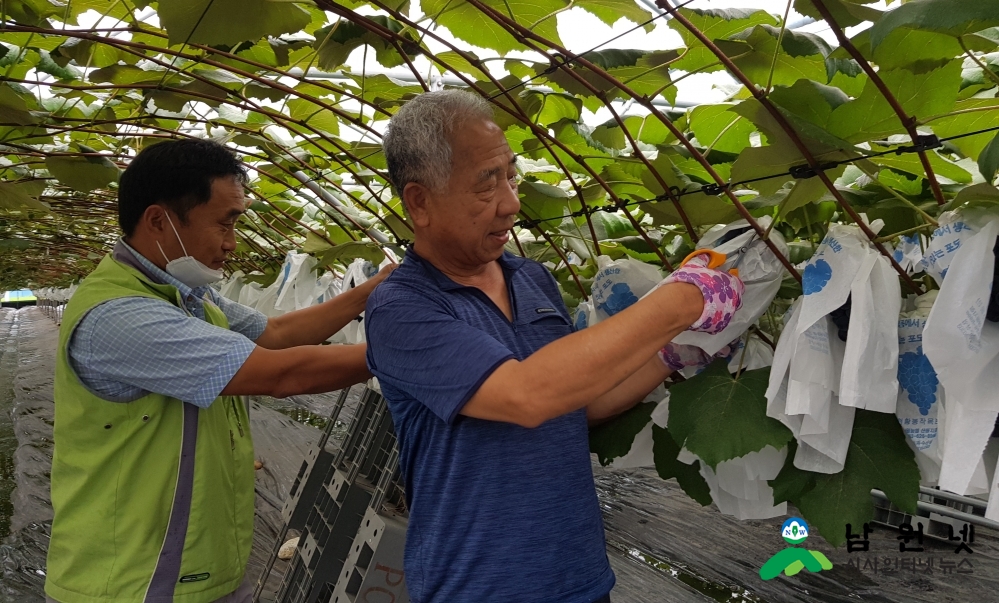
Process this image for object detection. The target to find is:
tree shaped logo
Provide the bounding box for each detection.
[759,518,833,580]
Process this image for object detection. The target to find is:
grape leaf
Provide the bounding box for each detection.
[422,0,566,54]
[575,0,656,32]
[45,155,120,193]
[771,410,919,546]
[942,182,999,211]
[689,104,755,154]
[669,7,778,73]
[716,25,829,89]
[828,61,962,143]
[313,16,421,71]
[316,241,386,268]
[732,97,855,155]
[767,440,817,505]
[0,82,40,126]
[871,149,973,184]
[519,180,571,225]
[667,361,793,469]
[928,99,999,160]
[158,0,311,46]
[642,192,742,228]
[779,171,847,219]
[652,424,712,506]
[0,181,49,213]
[0,239,32,250]
[794,0,882,29]
[769,79,849,130]
[288,99,341,136]
[870,0,999,50]
[589,401,655,466]
[873,28,979,70]
[977,132,999,182]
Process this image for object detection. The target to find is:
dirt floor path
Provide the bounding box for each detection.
[2,306,998,602]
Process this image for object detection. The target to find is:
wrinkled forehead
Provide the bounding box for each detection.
[451,120,516,178]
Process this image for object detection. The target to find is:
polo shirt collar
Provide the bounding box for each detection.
[113,238,210,300]
[405,246,527,292]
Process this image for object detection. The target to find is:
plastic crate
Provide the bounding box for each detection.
[328,508,409,603]
[266,387,402,603]
[282,446,336,531]
[274,471,375,603]
[255,387,355,603]
[871,486,999,541]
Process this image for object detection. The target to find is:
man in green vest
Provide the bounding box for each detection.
[45,139,392,603]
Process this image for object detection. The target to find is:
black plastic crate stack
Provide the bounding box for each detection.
[259,385,403,603]
[327,443,408,603]
[253,389,352,602]
[871,486,999,540]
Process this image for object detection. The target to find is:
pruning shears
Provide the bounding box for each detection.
[679,232,759,278]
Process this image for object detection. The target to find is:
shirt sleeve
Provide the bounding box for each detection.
[365,296,516,424]
[68,297,257,408]
[210,289,268,341]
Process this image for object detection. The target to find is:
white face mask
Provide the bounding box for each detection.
[156,213,224,288]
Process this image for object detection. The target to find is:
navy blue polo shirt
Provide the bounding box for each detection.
[365,248,614,603]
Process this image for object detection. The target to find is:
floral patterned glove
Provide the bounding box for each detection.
[662,254,744,334]
[658,339,739,372]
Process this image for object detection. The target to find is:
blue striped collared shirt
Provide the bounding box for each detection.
[67,239,268,407]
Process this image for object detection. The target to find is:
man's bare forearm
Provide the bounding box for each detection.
[222,343,371,398]
[586,354,671,425]
[463,282,703,427]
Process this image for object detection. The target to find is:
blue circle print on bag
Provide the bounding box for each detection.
[898,347,939,416]
[802,259,833,295]
[598,282,639,316]
[574,309,588,330]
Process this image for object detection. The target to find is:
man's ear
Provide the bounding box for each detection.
[139,203,168,236]
[403,183,433,228]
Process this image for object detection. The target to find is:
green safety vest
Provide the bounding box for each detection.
[46,253,255,603]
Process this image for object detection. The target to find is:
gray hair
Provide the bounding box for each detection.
[383,90,494,195]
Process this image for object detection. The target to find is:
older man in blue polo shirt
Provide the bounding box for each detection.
[365,90,744,603]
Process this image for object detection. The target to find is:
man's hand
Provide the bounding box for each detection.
[658,255,743,334]
[369,262,398,285]
[658,339,738,372]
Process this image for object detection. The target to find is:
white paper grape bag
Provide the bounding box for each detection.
[793,221,900,414]
[275,252,323,312]
[920,211,979,285]
[895,290,944,485]
[237,281,263,308]
[672,217,788,356]
[924,214,999,495]
[572,299,602,331]
[252,252,303,317]
[892,233,925,273]
[725,332,775,374]
[218,271,245,301]
[590,256,662,320]
[315,271,340,303]
[768,220,903,472]
[839,249,901,413]
[767,299,853,474]
[335,258,378,344]
[677,445,788,520]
